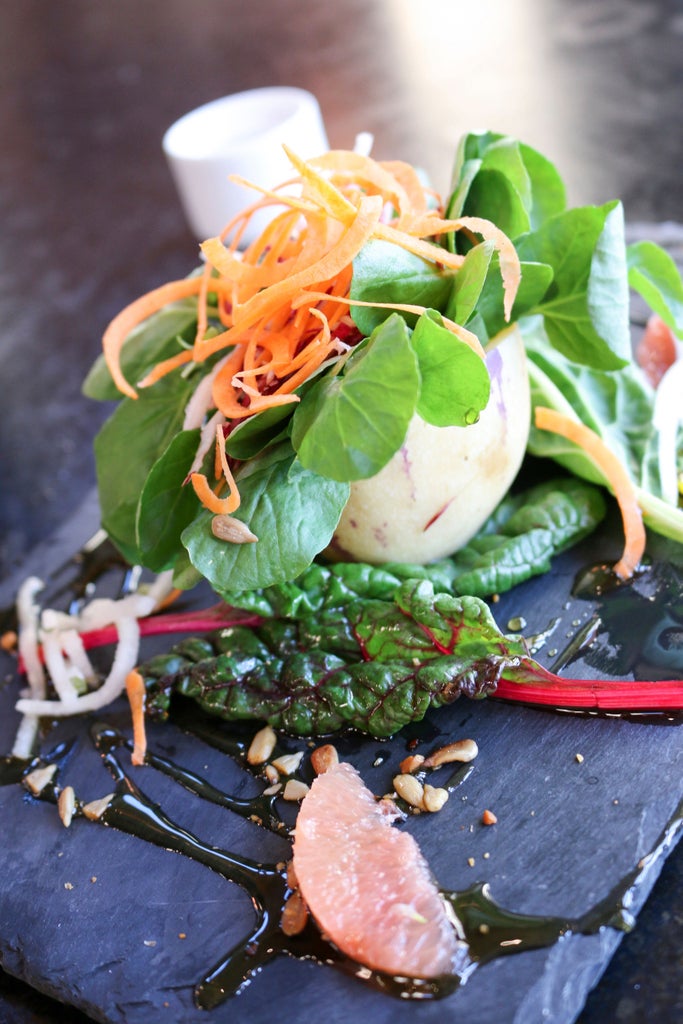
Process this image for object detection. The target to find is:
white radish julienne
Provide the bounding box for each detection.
[328,326,531,564]
[11,570,175,757]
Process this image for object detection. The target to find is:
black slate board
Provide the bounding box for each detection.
[0,490,681,1024]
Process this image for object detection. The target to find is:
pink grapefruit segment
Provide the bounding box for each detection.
[293,761,462,978]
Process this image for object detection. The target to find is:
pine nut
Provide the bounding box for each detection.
[82,794,115,821]
[422,784,449,813]
[280,889,308,935]
[272,751,304,776]
[283,779,310,802]
[24,764,57,796]
[58,786,76,828]
[393,773,425,809]
[247,725,277,766]
[310,744,339,775]
[423,738,479,768]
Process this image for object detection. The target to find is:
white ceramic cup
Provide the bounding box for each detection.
[162,87,329,244]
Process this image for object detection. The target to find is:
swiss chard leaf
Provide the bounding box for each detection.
[411,310,491,426]
[627,240,683,336]
[349,239,454,336]
[516,201,631,369]
[182,443,350,594]
[292,313,420,481]
[138,580,528,736]
[136,429,201,572]
[94,372,198,560]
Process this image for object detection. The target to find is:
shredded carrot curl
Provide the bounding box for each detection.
[534,406,646,579]
[126,669,147,766]
[102,148,521,526]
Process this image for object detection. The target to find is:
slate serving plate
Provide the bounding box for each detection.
[0,489,681,1024]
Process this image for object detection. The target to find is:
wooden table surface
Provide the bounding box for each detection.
[0,2,681,1021]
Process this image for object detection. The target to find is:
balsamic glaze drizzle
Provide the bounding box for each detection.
[2,721,680,1010]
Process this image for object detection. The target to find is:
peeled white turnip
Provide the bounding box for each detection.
[327,326,530,564]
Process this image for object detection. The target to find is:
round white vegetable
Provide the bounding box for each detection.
[327,326,530,564]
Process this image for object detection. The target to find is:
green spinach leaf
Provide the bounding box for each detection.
[182,444,350,594]
[94,373,198,559]
[349,239,454,335]
[516,201,631,369]
[627,240,683,335]
[136,429,202,572]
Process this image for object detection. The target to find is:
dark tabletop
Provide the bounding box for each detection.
[0,1,681,1021]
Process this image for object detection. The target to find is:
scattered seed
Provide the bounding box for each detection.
[280,889,308,936]
[310,744,339,775]
[247,725,277,766]
[575,753,584,764]
[64,882,74,890]
[211,515,258,544]
[393,773,425,809]
[482,809,498,826]
[283,779,310,802]
[90,877,97,883]
[58,786,76,828]
[0,630,17,652]
[272,751,305,776]
[399,754,425,774]
[483,852,490,860]
[479,923,490,934]
[422,784,449,813]
[82,794,115,821]
[423,738,479,768]
[262,783,282,796]
[24,764,57,796]
[178,933,186,940]
[143,940,157,947]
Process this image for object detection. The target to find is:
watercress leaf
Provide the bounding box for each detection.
[182,444,350,594]
[627,240,683,336]
[350,239,454,335]
[412,311,490,427]
[445,240,495,324]
[516,201,631,369]
[462,168,531,240]
[83,295,199,401]
[136,429,201,572]
[292,313,420,481]
[94,372,198,559]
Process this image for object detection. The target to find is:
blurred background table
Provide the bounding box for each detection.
[0,1,681,1021]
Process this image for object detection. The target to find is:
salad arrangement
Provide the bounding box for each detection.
[12,131,683,751]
